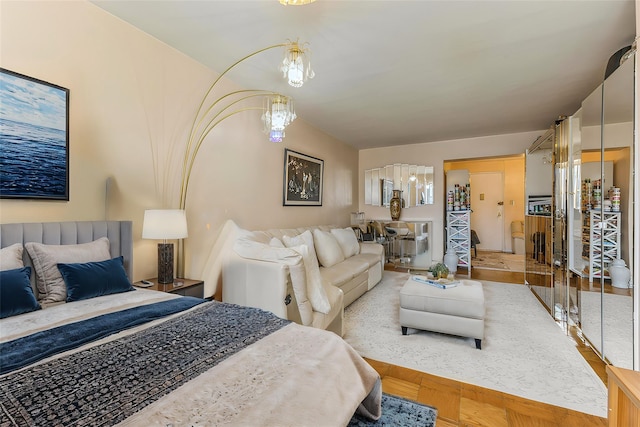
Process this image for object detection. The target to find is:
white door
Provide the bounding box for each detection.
[470,172,504,252]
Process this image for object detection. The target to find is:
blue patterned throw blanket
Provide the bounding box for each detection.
[0,301,290,426]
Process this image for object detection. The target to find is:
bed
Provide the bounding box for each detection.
[0,221,381,426]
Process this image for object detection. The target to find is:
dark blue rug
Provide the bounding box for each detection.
[349,393,438,426]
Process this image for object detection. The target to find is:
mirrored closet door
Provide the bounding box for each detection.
[573,50,635,370]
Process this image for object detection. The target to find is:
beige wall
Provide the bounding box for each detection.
[359,131,540,261]
[0,1,358,294]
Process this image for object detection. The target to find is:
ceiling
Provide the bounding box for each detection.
[91,0,635,150]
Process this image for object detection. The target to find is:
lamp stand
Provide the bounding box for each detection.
[157,243,174,284]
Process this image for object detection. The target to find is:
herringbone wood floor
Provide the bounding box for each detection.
[377,263,608,427]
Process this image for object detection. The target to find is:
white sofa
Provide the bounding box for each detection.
[222,225,384,336]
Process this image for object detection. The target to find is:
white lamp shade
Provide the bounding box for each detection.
[142,209,188,240]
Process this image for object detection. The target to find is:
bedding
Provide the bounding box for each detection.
[25,237,111,304]
[0,288,381,426]
[0,296,205,374]
[0,267,40,319]
[0,221,381,425]
[0,243,24,271]
[58,256,134,302]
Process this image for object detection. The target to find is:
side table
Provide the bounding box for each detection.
[135,278,204,298]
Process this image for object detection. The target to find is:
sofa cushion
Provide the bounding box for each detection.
[331,227,360,258]
[353,252,382,269]
[312,229,345,268]
[320,257,369,288]
[266,228,300,241]
[284,244,315,325]
[283,230,331,314]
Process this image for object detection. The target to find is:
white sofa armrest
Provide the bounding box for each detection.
[223,255,291,319]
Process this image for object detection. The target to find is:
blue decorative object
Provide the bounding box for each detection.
[0,266,40,319]
[58,256,134,302]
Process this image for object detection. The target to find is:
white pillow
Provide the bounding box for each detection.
[25,237,111,304]
[331,227,360,258]
[269,237,285,248]
[284,244,314,325]
[0,243,24,271]
[312,229,345,268]
[282,231,331,314]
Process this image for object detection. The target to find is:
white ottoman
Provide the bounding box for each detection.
[399,278,485,349]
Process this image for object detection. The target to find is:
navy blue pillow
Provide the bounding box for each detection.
[58,256,135,302]
[0,267,41,319]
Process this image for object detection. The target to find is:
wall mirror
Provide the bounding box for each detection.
[364,164,434,207]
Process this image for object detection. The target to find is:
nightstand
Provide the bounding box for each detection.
[135,278,204,298]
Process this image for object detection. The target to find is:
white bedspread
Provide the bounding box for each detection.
[118,323,381,426]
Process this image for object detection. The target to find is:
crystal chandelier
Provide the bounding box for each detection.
[282,41,315,88]
[262,95,296,142]
[279,0,316,5]
[180,40,313,207]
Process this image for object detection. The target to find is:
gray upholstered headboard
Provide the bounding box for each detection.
[0,221,134,292]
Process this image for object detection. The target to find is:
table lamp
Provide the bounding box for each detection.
[142,209,188,284]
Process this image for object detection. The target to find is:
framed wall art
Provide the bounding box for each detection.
[283,149,323,206]
[0,68,70,200]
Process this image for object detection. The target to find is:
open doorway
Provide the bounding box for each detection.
[444,155,525,272]
[470,172,504,251]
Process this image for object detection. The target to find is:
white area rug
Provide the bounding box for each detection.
[344,271,608,417]
[580,290,633,369]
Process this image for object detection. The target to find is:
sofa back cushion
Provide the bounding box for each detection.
[312,229,346,268]
[331,227,360,258]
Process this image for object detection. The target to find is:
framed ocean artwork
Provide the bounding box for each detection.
[0,68,70,200]
[283,149,323,206]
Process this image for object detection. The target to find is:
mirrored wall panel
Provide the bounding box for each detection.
[364,164,434,207]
